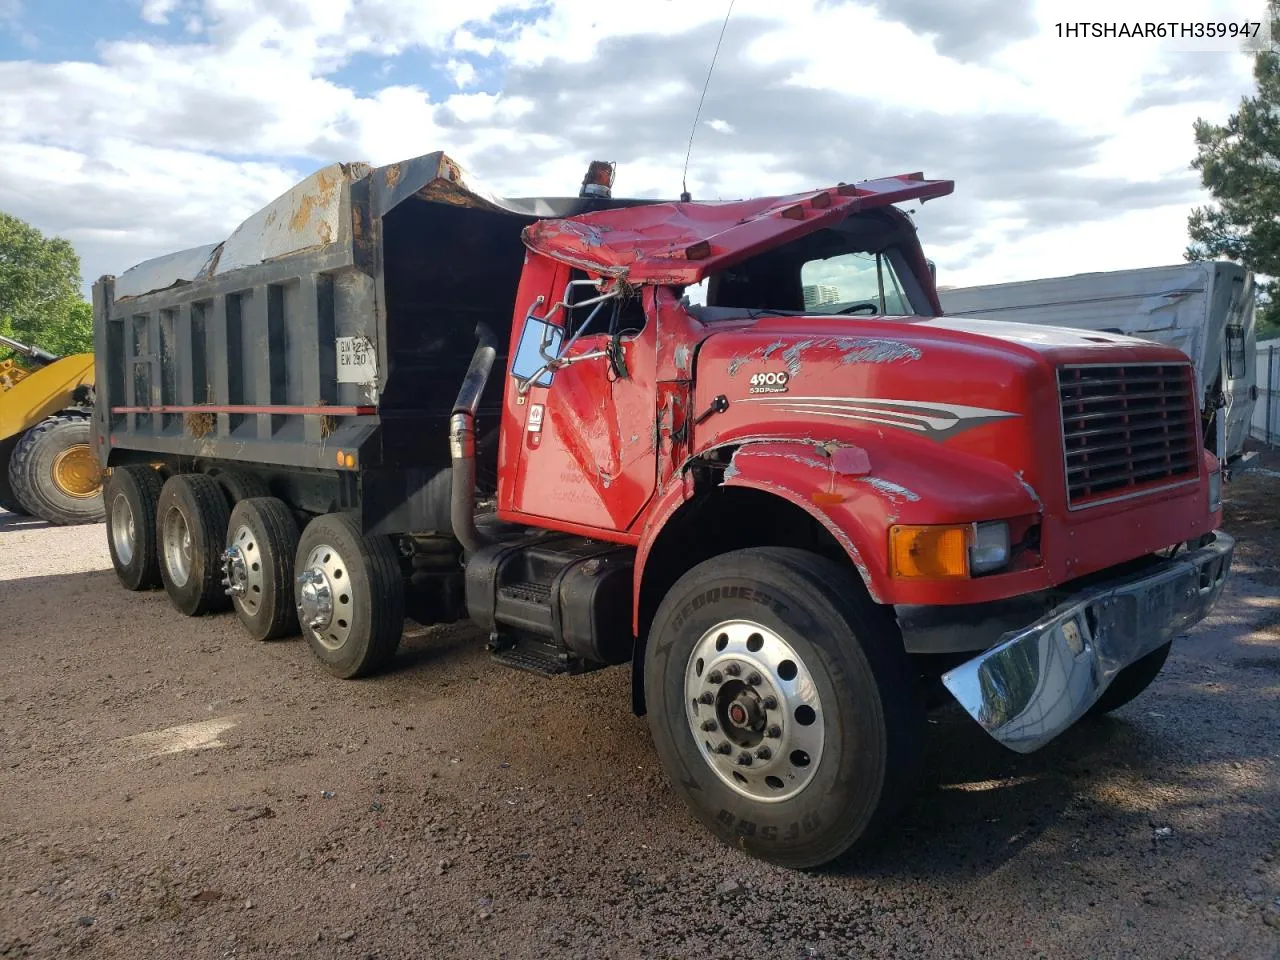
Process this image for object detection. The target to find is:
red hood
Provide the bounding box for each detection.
[521,174,953,285]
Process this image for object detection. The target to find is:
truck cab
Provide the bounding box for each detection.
[93,154,1232,869]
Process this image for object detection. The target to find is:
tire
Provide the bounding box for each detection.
[156,473,233,616]
[208,468,270,506]
[0,436,29,515]
[103,465,164,590]
[1086,640,1172,717]
[645,547,923,869]
[7,415,105,525]
[225,497,301,641]
[294,513,404,679]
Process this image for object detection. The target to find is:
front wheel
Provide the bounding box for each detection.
[645,547,923,869]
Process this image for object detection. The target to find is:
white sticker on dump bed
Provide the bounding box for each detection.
[336,336,377,384]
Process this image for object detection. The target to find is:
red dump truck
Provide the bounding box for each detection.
[92,153,1232,867]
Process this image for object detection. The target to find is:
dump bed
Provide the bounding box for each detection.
[91,152,643,535]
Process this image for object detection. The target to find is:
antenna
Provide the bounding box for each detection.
[680,0,736,203]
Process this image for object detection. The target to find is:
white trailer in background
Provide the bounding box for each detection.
[938,262,1257,465]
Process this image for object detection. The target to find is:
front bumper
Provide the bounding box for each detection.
[942,531,1234,754]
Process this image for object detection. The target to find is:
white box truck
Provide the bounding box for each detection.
[939,262,1256,465]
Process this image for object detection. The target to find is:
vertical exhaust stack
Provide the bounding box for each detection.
[579,161,616,199]
[450,324,499,554]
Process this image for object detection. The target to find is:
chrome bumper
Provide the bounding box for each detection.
[942,531,1234,754]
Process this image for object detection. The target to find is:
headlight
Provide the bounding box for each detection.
[969,521,1011,574]
[1208,467,1222,513]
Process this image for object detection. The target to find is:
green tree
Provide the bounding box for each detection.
[0,212,93,358]
[1186,7,1280,339]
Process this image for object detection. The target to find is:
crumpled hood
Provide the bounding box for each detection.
[686,311,1193,480]
[914,315,1149,352]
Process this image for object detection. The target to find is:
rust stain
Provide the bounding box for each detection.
[290,170,341,233]
[289,193,317,232]
[383,163,403,188]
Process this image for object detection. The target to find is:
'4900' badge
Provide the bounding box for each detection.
[748,371,789,394]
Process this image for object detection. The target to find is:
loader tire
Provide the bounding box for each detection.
[7,415,105,525]
[226,497,301,641]
[104,464,164,590]
[0,436,29,515]
[157,473,232,616]
[294,513,404,679]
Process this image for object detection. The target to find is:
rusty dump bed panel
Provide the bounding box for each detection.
[91,151,642,535]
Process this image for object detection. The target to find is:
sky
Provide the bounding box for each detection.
[0,0,1268,296]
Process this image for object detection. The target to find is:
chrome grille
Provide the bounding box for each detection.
[1058,364,1198,507]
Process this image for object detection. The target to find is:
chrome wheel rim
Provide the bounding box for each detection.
[296,543,352,651]
[222,523,265,612]
[110,494,135,565]
[685,619,825,803]
[161,505,193,587]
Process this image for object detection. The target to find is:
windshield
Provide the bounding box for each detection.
[801,251,910,316]
[680,211,934,321]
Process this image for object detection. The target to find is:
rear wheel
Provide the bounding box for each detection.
[157,474,232,615]
[1086,641,1172,717]
[294,513,404,679]
[7,416,105,525]
[223,497,301,641]
[208,467,270,506]
[645,547,923,869]
[104,465,163,590]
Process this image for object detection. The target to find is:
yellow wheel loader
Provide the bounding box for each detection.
[0,334,104,525]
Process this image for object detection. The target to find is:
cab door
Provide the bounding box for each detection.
[502,284,658,534]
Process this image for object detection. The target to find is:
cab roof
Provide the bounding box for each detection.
[521,174,954,286]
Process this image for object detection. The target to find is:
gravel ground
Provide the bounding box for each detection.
[0,473,1278,960]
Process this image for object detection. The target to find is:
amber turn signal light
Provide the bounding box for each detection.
[890,524,970,579]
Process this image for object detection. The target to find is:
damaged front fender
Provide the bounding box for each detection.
[717,436,1045,606]
[719,439,887,602]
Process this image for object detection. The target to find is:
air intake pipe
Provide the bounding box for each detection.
[450,324,499,553]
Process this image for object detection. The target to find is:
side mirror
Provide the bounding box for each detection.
[927,259,937,286]
[511,316,563,388]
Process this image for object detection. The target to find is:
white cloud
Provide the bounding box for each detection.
[445,57,477,89]
[0,0,1260,294]
[140,0,180,25]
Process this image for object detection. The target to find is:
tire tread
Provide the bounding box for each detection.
[157,473,232,615]
[228,496,300,640]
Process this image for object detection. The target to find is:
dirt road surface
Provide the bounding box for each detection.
[1,474,1278,960]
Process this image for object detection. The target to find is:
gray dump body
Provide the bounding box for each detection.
[92,152,643,535]
[938,262,1256,461]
